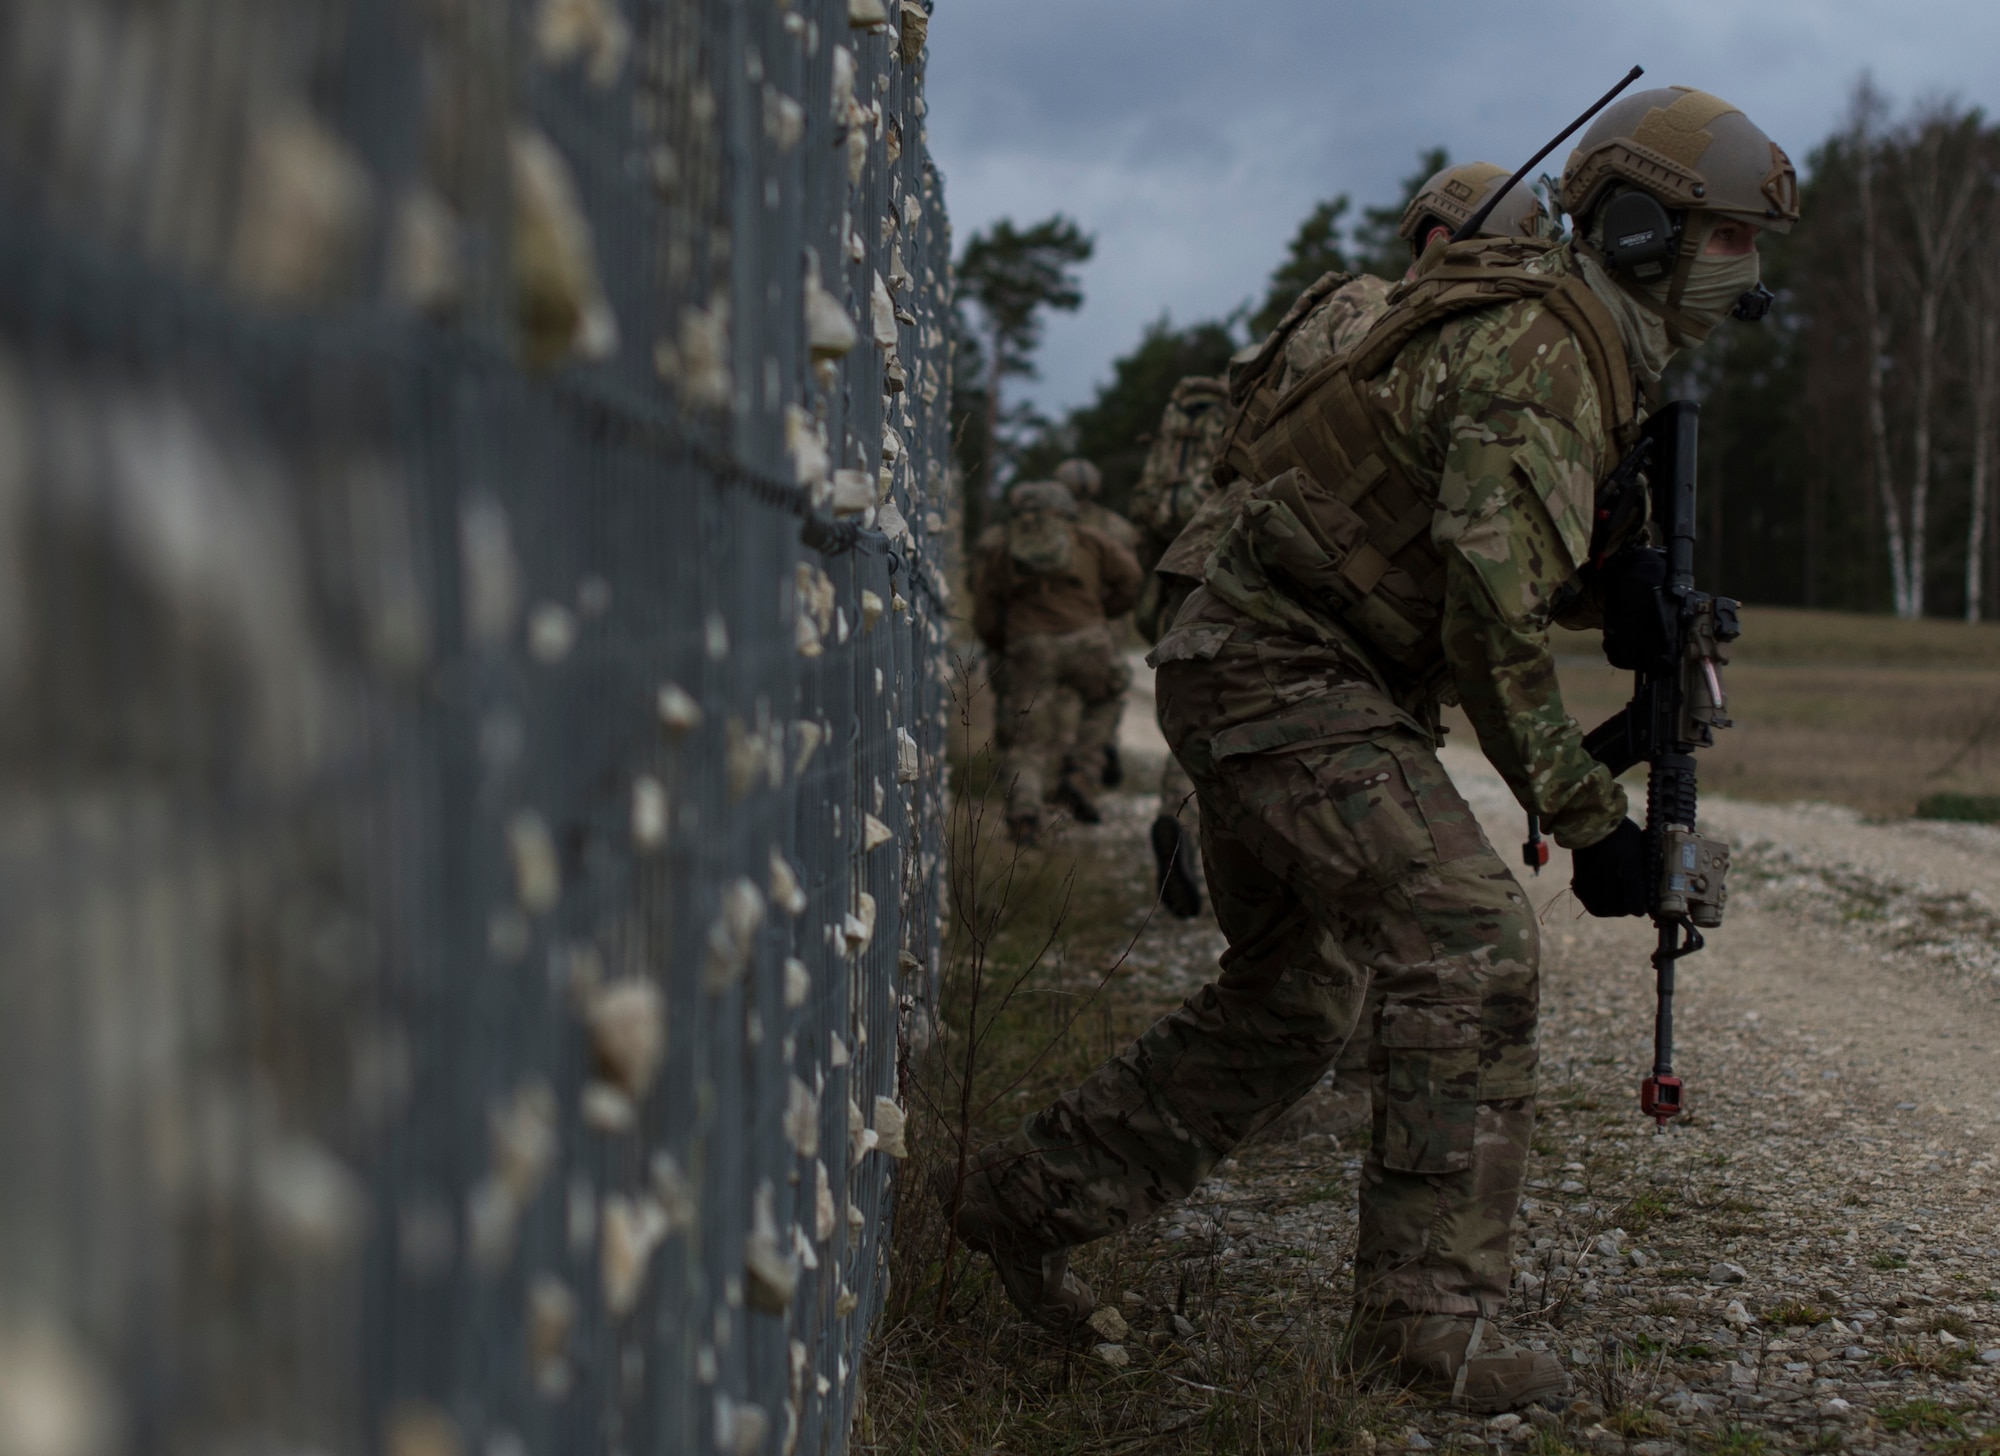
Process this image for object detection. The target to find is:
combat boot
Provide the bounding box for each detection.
[929,1164,1095,1331]
[1349,1311,1568,1413]
[1149,815,1202,919]
[1100,742,1124,789]
[1052,769,1102,824]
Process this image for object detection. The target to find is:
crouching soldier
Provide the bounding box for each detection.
[942,87,1798,1410]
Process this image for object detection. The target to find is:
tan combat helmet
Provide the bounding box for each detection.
[1009,479,1077,517]
[1560,85,1799,233]
[1051,458,1102,500]
[1559,87,1797,319]
[1397,161,1547,253]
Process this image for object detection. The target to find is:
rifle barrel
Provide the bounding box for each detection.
[1652,925,1677,1076]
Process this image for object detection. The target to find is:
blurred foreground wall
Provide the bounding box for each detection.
[0,1,950,1452]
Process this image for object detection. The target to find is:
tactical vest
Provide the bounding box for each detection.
[1211,238,1638,679]
[1146,271,1367,609]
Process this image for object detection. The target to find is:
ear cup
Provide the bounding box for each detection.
[1599,191,1679,279]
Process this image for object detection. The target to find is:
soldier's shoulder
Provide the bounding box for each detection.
[1329,272,1395,309]
[975,523,1006,552]
[1075,518,1136,557]
[1443,292,1601,422]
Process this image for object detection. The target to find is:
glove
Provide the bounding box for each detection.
[1571,818,1649,918]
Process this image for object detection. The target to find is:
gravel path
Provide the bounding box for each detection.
[1095,662,2000,1450]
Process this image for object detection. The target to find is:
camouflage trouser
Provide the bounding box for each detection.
[982,679,1536,1317]
[1000,625,1131,825]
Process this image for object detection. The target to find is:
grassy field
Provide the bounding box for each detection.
[1504,606,2000,818]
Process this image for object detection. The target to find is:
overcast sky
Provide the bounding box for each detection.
[924,0,2000,418]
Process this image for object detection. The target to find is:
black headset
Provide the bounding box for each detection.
[1596,188,1773,324]
[1598,191,1680,280]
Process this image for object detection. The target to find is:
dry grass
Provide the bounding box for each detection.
[1460,606,2000,818]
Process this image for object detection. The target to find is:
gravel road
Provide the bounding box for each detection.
[1094,661,2000,1450]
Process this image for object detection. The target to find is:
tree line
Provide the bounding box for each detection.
[954,83,2000,620]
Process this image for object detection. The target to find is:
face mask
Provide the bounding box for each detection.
[1670,249,1762,342]
[1580,217,1762,382]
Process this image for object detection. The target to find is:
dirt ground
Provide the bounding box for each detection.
[867,649,2000,1454]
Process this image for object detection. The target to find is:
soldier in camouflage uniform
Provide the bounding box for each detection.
[1246,162,1555,1127]
[941,90,1798,1411]
[1050,457,1141,790]
[972,480,1142,841]
[1132,165,1546,921]
[1054,457,1142,558]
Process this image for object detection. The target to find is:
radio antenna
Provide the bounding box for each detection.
[1449,65,1645,243]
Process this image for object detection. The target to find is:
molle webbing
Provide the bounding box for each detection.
[1218,240,1637,680]
[1225,268,1358,414]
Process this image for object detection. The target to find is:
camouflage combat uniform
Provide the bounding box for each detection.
[974,242,1633,1319]
[972,490,1142,831]
[1142,276,1400,826]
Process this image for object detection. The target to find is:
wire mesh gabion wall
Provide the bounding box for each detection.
[0,1,951,1453]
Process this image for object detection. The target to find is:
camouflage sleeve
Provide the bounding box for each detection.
[1433,358,1627,848]
[1083,526,1143,619]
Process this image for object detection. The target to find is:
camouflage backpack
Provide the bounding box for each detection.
[1140,270,1386,640]
[1130,376,1230,546]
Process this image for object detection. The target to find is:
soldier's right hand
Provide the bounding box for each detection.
[1570,817,1648,917]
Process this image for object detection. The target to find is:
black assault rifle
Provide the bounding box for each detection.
[1530,402,1738,1125]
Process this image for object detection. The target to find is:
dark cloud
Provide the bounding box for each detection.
[925,0,2000,412]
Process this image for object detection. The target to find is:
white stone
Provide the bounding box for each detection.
[1087,1306,1129,1342]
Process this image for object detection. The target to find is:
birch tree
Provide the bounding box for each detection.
[1852,82,1911,616]
[1887,104,1983,618]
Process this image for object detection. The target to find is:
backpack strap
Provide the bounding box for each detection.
[1539,274,1640,453]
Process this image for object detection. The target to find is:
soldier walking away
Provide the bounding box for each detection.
[939,87,1797,1412]
[1399,158,1552,260]
[1051,456,1141,790]
[1053,456,1142,559]
[972,480,1142,844]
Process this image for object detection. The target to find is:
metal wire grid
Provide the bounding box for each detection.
[0,1,949,1452]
